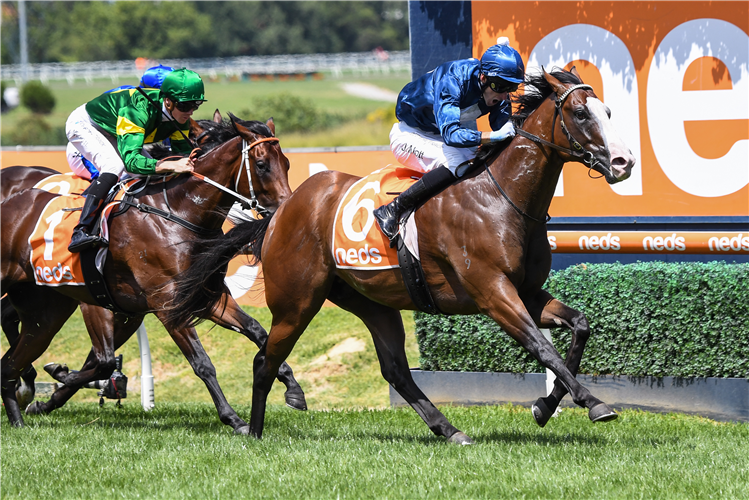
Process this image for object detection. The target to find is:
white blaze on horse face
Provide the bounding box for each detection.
[586,97,635,181]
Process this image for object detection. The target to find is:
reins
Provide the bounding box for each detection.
[160,135,279,219]
[121,135,280,235]
[515,84,604,175]
[488,83,601,223]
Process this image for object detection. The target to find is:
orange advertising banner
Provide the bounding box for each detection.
[548,231,749,254]
[471,1,749,217]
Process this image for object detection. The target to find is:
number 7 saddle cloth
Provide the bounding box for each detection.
[29,174,131,287]
[333,165,422,270]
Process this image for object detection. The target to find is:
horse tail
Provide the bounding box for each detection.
[164,215,273,330]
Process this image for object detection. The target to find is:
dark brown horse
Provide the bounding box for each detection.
[169,68,636,443]
[1,116,308,418]
[0,115,304,432]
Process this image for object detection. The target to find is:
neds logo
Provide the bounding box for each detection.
[578,233,621,251]
[335,244,382,266]
[643,234,686,251]
[35,263,73,283]
[708,234,749,252]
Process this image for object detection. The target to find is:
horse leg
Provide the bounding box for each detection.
[524,289,593,427]
[207,294,307,410]
[249,283,333,439]
[327,280,471,444]
[154,313,250,434]
[477,280,617,423]
[27,307,142,415]
[1,288,78,426]
[1,295,38,409]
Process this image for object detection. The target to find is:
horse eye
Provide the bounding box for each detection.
[574,108,587,120]
[255,159,268,172]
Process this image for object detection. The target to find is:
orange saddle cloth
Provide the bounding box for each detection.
[29,179,132,287]
[332,166,421,270]
[33,172,91,196]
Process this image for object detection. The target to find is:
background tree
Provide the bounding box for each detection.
[0,1,408,64]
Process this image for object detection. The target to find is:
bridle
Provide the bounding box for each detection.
[515,83,604,174]
[190,136,279,218]
[487,83,604,224]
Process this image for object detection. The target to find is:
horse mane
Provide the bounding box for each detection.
[474,67,583,166]
[196,115,274,153]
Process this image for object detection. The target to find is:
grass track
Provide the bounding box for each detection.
[2,403,747,499]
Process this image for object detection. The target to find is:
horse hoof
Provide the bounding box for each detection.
[25,401,46,415]
[589,402,618,423]
[447,432,473,445]
[16,385,35,412]
[43,363,69,382]
[233,425,251,436]
[532,396,554,428]
[284,391,308,411]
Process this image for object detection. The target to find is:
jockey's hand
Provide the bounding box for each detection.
[155,157,194,174]
[488,121,516,143]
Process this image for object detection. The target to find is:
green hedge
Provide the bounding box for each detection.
[415,262,749,378]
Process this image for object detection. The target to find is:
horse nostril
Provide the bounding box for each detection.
[611,157,627,167]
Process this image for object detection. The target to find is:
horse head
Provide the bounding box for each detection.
[228,113,291,216]
[542,67,635,184]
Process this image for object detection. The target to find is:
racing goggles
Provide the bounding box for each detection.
[173,100,204,112]
[488,79,519,94]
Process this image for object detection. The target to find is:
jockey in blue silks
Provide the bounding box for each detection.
[374,37,525,243]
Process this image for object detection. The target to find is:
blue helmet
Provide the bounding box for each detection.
[140,64,175,89]
[480,37,525,85]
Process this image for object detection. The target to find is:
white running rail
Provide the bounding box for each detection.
[1,51,411,85]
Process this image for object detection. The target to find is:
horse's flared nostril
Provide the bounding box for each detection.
[610,156,632,180]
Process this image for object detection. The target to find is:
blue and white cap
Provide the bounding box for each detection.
[479,37,525,85]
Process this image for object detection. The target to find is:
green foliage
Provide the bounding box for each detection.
[3,403,748,499]
[242,93,344,134]
[19,80,56,114]
[2,114,66,146]
[416,262,749,378]
[1,1,409,64]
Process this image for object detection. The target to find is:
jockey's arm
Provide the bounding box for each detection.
[434,77,483,148]
[116,99,195,175]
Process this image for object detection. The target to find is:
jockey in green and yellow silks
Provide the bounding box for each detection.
[66,67,205,253]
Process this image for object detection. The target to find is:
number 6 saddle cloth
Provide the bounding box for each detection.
[29,174,132,287]
[333,165,422,270]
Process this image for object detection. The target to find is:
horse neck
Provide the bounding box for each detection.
[164,136,245,230]
[485,98,565,223]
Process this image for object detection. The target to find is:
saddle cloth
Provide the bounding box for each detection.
[33,172,91,196]
[333,166,421,270]
[29,179,133,287]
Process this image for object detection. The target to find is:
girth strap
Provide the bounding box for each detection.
[395,229,442,315]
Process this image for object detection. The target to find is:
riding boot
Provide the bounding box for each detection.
[374,165,456,243]
[68,172,118,253]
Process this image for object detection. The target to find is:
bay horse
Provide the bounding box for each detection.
[0,115,304,432]
[168,68,636,443]
[0,114,306,417]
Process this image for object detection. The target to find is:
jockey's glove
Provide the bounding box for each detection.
[489,121,516,142]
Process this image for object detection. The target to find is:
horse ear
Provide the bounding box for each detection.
[189,118,203,138]
[213,109,222,123]
[266,117,275,136]
[228,112,248,135]
[542,67,565,94]
[569,65,584,83]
